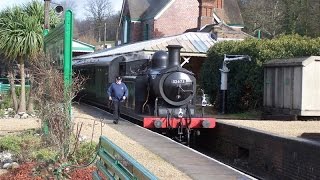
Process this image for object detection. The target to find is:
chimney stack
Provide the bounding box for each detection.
[167,45,182,67]
[198,0,223,29]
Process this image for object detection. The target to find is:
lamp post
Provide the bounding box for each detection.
[219,54,251,114]
[43,0,64,35]
[44,0,50,35]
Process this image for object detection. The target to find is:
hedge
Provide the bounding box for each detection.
[200,34,320,113]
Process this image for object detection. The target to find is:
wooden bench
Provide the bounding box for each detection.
[93,136,158,180]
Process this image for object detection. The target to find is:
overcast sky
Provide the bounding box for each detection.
[0,0,123,20]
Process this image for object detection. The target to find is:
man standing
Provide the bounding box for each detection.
[107,76,128,124]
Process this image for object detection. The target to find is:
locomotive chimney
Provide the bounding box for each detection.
[167,45,182,67]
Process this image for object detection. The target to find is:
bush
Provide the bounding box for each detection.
[200,34,320,113]
[0,131,41,157]
[0,94,13,110]
[0,130,97,164]
[69,141,97,165]
[0,135,24,153]
[32,148,58,162]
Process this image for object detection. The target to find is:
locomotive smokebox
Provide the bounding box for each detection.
[167,45,182,68]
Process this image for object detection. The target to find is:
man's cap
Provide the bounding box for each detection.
[116,76,122,80]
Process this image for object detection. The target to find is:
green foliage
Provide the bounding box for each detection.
[0,131,41,154]
[0,109,4,117]
[201,35,320,113]
[32,148,58,162]
[0,135,23,153]
[15,85,31,98]
[0,130,97,165]
[239,0,320,38]
[0,94,13,110]
[228,110,262,119]
[69,142,97,165]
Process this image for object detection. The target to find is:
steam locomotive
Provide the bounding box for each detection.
[73,45,216,145]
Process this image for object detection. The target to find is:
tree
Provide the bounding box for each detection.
[238,0,320,38]
[0,57,18,111]
[0,1,60,113]
[282,0,320,37]
[85,0,113,42]
[238,0,286,38]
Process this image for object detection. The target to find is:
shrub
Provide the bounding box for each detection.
[200,34,320,113]
[69,141,97,165]
[32,148,58,162]
[0,130,41,161]
[0,94,13,110]
[0,135,23,153]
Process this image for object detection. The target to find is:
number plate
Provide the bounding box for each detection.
[171,79,186,84]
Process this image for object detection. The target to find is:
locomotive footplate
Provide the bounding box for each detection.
[143,117,216,129]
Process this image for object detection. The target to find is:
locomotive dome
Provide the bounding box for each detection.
[151,51,168,69]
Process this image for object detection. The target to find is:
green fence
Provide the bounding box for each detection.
[93,136,158,180]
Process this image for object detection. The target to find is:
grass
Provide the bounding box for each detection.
[0,130,41,154]
[195,105,262,119]
[227,110,262,119]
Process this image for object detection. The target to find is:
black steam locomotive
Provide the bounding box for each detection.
[73,45,216,145]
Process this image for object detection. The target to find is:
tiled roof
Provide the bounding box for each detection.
[214,0,244,26]
[127,0,171,20]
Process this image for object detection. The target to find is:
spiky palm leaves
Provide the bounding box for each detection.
[0,1,60,113]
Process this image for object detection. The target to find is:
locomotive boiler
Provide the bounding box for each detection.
[73,45,216,145]
[135,45,196,117]
[131,45,216,144]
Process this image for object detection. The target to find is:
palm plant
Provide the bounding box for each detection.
[0,6,42,113]
[0,1,60,113]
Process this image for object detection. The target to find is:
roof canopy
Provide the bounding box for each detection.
[74,32,218,60]
[72,39,95,53]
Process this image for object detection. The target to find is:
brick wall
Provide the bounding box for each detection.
[199,123,320,179]
[153,0,198,38]
[131,22,143,43]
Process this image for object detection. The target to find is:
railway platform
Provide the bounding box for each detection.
[73,104,255,180]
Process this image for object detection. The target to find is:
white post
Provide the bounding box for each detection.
[219,60,229,114]
[219,54,250,114]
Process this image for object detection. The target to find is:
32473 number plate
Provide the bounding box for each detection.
[171,79,186,84]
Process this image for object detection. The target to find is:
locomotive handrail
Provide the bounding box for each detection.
[93,136,158,180]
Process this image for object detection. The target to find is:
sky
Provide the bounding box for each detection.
[0,0,123,20]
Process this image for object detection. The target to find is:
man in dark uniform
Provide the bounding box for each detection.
[107,76,128,124]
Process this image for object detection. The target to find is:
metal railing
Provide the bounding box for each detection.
[0,83,10,94]
[93,136,158,180]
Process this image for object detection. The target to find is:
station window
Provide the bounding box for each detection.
[123,16,131,44]
[144,24,149,40]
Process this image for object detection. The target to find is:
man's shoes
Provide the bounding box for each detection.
[113,120,118,124]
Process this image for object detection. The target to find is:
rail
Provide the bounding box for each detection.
[93,136,158,180]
